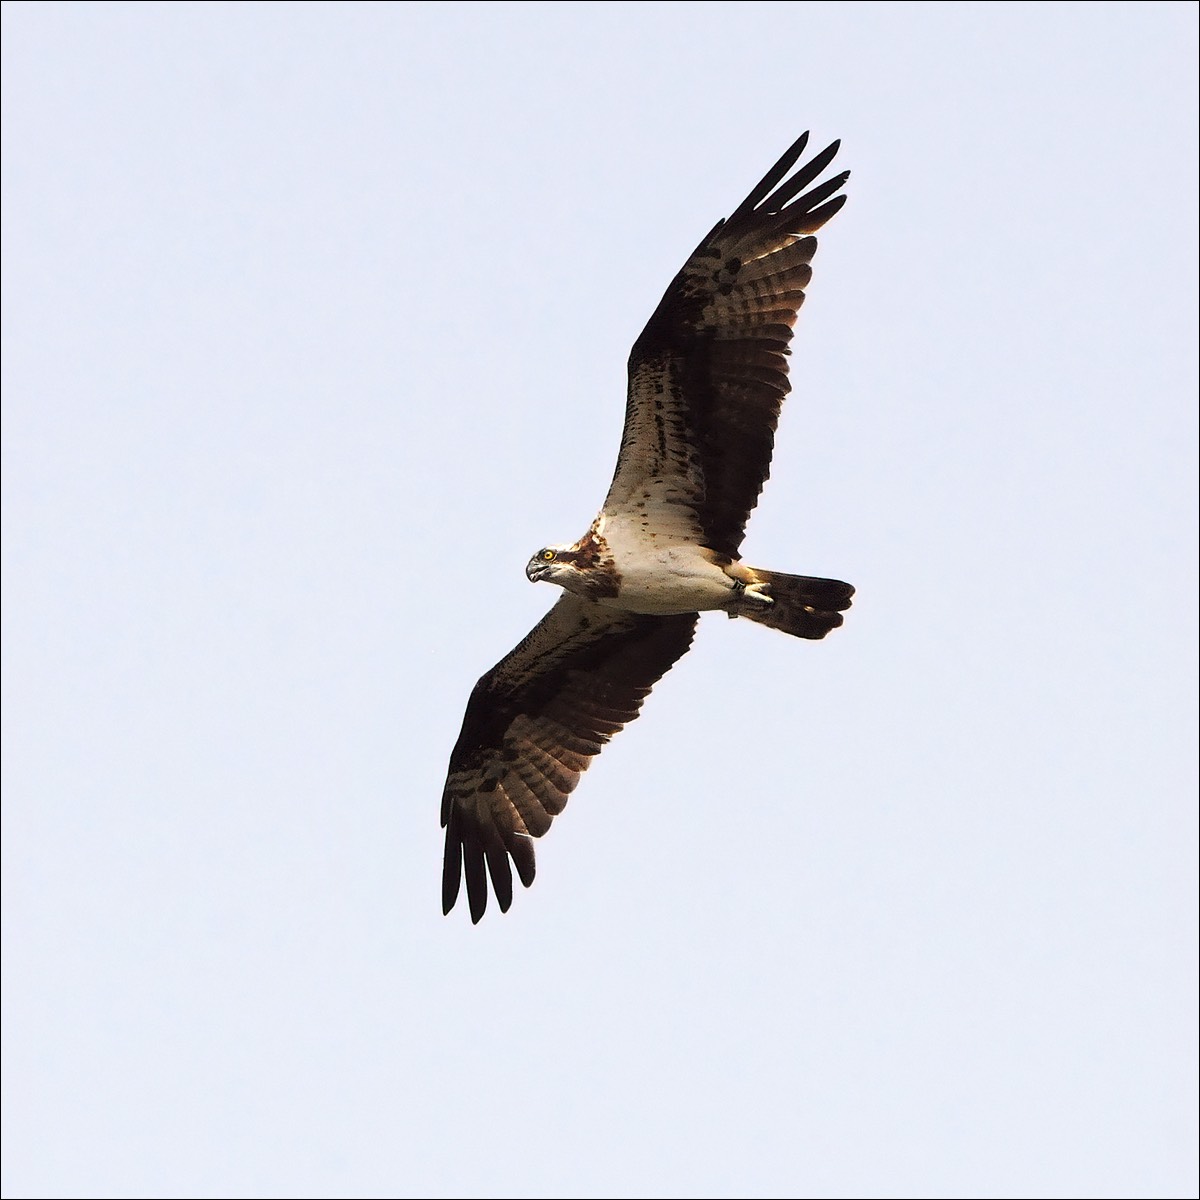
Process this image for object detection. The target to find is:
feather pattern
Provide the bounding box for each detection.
[603,134,848,558]
[441,597,697,923]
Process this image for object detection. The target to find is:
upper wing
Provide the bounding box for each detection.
[603,133,849,559]
[441,596,697,922]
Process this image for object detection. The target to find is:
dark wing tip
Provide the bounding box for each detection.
[441,814,463,916]
[440,782,541,923]
[726,133,845,228]
[510,835,536,889]
[726,131,811,224]
[463,839,488,923]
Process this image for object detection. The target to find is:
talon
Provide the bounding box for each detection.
[742,582,774,605]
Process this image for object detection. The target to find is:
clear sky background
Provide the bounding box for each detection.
[3,3,1197,1198]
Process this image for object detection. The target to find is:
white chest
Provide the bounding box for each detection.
[601,541,735,615]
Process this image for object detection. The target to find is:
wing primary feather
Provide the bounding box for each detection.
[485,837,514,913]
[785,192,849,237]
[757,139,842,212]
[726,130,811,225]
[735,178,849,252]
[785,172,851,220]
[441,814,463,915]
[508,835,536,889]
[463,838,488,923]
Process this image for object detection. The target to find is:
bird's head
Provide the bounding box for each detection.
[525,545,575,585]
[524,528,616,600]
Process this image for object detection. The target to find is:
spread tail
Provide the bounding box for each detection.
[730,569,854,639]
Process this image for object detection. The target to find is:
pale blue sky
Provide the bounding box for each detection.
[3,3,1197,1198]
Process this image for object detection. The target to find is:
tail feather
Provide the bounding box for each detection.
[732,569,854,639]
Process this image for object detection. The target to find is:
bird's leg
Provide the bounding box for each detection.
[729,579,774,605]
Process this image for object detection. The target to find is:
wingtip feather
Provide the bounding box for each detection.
[726,130,813,225]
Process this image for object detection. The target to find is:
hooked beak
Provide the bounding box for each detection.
[526,561,550,583]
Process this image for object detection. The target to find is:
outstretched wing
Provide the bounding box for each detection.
[603,132,848,559]
[441,597,697,922]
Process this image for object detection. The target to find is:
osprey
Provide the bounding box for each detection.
[441,133,854,922]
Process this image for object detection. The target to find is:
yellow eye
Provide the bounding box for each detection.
[541,549,556,562]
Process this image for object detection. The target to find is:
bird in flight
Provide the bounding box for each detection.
[441,132,854,922]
